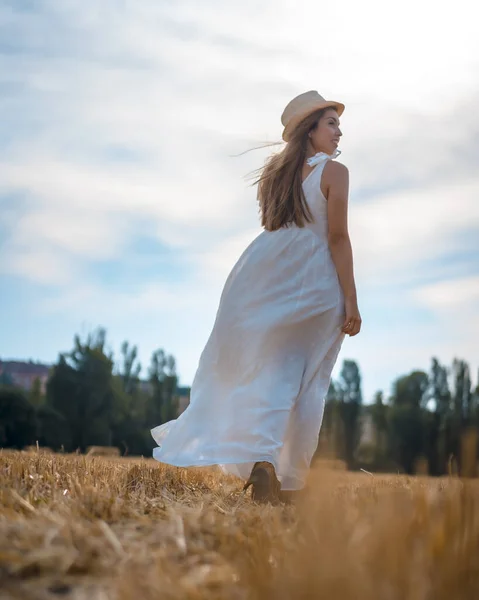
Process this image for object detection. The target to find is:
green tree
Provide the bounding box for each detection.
[110,379,153,457]
[473,369,479,427]
[316,381,342,459]
[0,387,37,448]
[148,349,178,425]
[337,360,363,468]
[427,358,452,475]
[35,405,69,450]
[452,359,472,424]
[388,371,429,474]
[391,370,428,408]
[389,403,426,474]
[46,328,116,451]
[452,358,472,426]
[370,391,389,464]
[449,359,474,471]
[109,340,150,455]
[29,377,44,408]
[118,341,142,395]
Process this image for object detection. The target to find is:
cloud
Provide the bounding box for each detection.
[345,92,479,201]
[411,275,479,366]
[3,246,77,286]
[413,276,479,312]
[351,178,479,285]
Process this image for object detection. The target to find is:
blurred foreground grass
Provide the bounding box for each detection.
[1,450,479,599]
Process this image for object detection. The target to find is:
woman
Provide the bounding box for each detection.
[151,90,361,504]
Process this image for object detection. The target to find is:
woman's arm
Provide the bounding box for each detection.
[324,161,361,336]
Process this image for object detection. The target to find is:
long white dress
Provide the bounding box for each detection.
[151,151,345,490]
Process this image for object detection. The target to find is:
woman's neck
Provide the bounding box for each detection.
[305,141,329,159]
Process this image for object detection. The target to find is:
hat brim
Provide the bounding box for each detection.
[282,101,345,142]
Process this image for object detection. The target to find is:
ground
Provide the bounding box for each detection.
[1,451,479,599]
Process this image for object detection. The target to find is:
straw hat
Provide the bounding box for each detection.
[281,90,345,142]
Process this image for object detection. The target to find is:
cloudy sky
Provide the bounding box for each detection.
[1,0,478,401]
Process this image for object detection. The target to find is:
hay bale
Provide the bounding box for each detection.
[86,445,121,457]
[414,456,429,476]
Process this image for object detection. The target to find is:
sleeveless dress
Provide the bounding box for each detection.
[151,151,345,490]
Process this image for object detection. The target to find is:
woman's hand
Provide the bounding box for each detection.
[342,296,362,336]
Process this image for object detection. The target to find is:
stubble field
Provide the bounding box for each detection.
[1,450,479,600]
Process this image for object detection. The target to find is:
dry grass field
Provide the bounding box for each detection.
[1,450,479,600]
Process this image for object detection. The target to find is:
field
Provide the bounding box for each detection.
[1,451,479,599]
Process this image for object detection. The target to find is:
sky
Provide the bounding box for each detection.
[0,0,478,402]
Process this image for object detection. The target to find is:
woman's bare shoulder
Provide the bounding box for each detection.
[321,161,349,200]
[323,160,349,180]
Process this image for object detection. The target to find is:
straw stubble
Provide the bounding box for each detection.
[1,451,478,599]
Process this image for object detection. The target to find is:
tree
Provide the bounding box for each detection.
[389,403,426,474]
[118,341,142,395]
[0,387,36,448]
[148,349,178,426]
[449,359,474,472]
[337,360,363,468]
[391,371,429,408]
[46,328,116,451]
[29,377,44,408]
[316,381,342,459]
[473,369,479,427]
[108,340,149,455]
[452,359,472,424]
[388,370,429,474]
[430,358,452,416]
[370,391,389,463]
[36,405,69,450]
[427,358,452,475]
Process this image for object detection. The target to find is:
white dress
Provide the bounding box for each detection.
[151,151,345,490]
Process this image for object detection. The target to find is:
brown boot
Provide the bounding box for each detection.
[243,461,280,504]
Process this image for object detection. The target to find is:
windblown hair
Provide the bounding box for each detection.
[255,107,334,231]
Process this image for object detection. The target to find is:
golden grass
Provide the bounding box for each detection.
[1,450,479,599]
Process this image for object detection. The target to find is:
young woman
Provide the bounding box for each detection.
[151,90,361,504]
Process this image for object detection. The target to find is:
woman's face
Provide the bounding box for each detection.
[308,108,342,155]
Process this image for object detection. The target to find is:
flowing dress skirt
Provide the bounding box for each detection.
[151,226,345,490]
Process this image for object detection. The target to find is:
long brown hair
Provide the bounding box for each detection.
[255,107,333,231]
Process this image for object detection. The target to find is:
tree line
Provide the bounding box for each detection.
[1,328,478,475]
[318,358,479,476]
[0,328,178,456]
